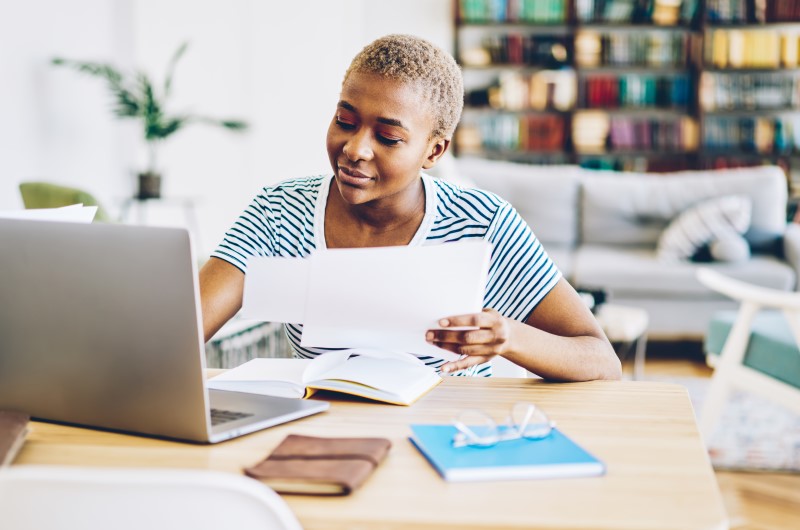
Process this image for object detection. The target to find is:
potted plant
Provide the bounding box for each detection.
[52,42,248,199]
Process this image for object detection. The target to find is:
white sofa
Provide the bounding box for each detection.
[440,157,800,339]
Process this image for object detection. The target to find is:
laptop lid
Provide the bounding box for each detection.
[0,219,327,443]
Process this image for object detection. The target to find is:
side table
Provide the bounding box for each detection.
[594,304,649,380]
[118,196,202,251]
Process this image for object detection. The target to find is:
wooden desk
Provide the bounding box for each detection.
[15,378,727,530]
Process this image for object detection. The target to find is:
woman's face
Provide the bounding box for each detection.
[326,71,448,207]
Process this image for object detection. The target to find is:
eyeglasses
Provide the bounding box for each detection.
[452,402,555,448]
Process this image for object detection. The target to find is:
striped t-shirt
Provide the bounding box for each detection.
[212,173,561,376]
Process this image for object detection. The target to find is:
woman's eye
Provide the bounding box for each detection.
[378,136,401,146]
[335,118,355,130]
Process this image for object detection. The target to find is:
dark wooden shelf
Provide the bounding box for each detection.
[462,106,572,115]
[576,65,689,74]
[705,21,800,28]
[702,107,800,115]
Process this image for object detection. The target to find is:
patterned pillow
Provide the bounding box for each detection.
[657,195,752,261]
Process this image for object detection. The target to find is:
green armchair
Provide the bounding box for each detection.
[18,181,111,222]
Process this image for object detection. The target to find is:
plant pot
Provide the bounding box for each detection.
[137,172,162,200]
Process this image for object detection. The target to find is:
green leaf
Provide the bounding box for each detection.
[164,41,189,97]
[220,119,249,131]
[52,58,125,88]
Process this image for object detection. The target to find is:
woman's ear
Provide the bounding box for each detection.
[422,138,450,169]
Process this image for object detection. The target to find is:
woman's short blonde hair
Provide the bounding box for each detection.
[344,34,463,140]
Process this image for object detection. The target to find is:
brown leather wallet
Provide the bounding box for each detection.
[244,434,391,495]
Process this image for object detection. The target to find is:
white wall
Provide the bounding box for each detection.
[1,0,452,256]
[0,0,136,210]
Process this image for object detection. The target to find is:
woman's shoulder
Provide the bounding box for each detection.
[427,174,509,220]
[251,175,329,208]
[259,175,328,195]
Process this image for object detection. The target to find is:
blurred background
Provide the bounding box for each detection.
[0,0,453,256]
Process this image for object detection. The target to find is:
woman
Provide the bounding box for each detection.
[200,34,620,381]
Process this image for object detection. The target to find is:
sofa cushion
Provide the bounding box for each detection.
[656,195,752,261]
[709,233,751,263]
[454,157,581,247]
[581,166,787,246]
[571,245,795,298]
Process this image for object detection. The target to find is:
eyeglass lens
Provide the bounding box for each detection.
[511,403,553,440]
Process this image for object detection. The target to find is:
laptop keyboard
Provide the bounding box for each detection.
[210,408,254,426]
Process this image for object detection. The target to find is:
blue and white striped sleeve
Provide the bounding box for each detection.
[210,192,277,273]
[484,201,562,322]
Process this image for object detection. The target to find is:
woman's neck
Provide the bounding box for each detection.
[325,177,426,248]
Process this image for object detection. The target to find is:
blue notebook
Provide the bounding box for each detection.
[409,424,605,482]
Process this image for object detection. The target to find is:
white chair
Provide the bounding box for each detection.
[0,466,302,530]
[695,268,800,441]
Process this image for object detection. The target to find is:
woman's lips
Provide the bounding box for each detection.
[338,165,373,186]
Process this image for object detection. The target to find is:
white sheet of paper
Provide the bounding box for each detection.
[0,204,97,223]
[241,257,310,324]
[301,240,490,360]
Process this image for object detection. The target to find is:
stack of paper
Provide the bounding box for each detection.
[241,240,491,360]
[0,204,97,223]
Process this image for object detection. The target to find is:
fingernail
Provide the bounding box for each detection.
[439,319,449,327]
[426,331,434,342]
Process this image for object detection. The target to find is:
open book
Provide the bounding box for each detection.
[208,350,442,406]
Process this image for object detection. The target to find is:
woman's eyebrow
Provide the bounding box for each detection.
[337,100,409,131]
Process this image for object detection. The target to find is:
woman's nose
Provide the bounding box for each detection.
[343,128,373,162]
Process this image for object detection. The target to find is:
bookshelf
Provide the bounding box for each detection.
[453,0,800,191]
[697,0,800,189]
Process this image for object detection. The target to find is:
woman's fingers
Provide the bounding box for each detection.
[438,309,499,329]
[440,354,493,374]
[426,328,496,345]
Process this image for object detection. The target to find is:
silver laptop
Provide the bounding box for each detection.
[0,219,328,443]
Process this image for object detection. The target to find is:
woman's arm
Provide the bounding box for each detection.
[428,278,621,381]
[199,257,245,342]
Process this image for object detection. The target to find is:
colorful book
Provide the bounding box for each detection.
[409,424,605,482]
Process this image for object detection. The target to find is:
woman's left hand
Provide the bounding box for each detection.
[426,308,512,374]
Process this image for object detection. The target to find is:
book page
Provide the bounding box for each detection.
[301,348,425,385]
[207,358,311,399]
[306,354,441,405]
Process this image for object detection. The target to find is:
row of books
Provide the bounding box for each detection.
[765,0,800,21]
[575,0,698,25]
[703,116,798,153]
[455,114,567,153]
[575,31,689,67]
[705,29,800,69]
[699,71,799,110]
[706,0,759,22]
[706,0,800,23]
[465,70,577,111]
[571,111,698,152]
[607,116,699,151]
[579,156,695,172]
[460,34,572,67]
[458,0,566,23]
[578,74,691,108]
